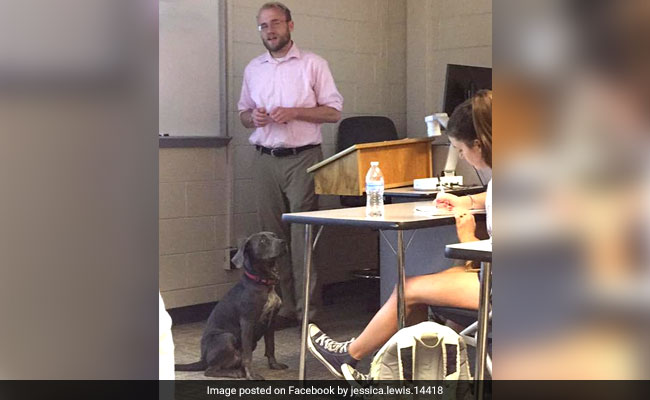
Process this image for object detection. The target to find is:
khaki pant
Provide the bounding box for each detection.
[253,146,322,320]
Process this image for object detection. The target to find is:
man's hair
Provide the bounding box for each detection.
[258,2,292,22]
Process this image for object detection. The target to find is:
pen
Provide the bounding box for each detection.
[435,175,451,210]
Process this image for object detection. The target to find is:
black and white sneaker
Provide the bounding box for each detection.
[341,363,370,388]
[307,324,358,378]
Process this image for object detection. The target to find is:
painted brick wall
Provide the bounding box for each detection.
[406,0,492,136]
[159,147,238,308]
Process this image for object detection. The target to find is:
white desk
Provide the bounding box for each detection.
[283,202,485,380]
[445,239,492,392]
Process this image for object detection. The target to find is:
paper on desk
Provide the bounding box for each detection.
[413,205,454,216]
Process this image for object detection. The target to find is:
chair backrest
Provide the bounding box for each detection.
[336,116,398,153]
[336,116,398,207]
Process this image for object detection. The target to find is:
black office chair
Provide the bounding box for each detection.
[336,117,398,303]
[336,116,398,208]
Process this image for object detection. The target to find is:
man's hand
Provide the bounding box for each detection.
[252,107,273,127]
[242,106,340,127]
[269,107,299,124]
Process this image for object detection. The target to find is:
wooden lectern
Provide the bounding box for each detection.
[307,137,434,195]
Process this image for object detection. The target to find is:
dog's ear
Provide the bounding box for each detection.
[231,235,251,269]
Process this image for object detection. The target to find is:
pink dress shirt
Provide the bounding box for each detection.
[238,43,343,148]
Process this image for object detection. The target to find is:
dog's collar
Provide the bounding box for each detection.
[244,270,277,286]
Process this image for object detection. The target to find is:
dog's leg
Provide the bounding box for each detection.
[264,324,288,370]
[240,318,264,380]
[202,332,243,378]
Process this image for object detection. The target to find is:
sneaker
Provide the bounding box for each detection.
[307,324,358,378]
[341,363,370,388]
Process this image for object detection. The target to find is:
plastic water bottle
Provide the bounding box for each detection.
[365,161,384,217]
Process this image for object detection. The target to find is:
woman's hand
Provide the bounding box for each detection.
[454,208,478,243]
[435,193,461,210]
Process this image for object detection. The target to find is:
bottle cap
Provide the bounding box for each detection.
[371,161,379,166]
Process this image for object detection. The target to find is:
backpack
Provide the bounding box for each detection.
[368,321,472,381]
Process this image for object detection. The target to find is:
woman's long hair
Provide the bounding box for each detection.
[446,89,492,168]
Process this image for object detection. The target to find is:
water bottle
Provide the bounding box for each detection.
[365,161,384,217]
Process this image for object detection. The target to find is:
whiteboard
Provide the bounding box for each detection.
[159,0,226,137]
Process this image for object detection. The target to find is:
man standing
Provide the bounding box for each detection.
[238,2,343,327]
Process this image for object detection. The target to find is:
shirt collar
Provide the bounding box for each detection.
[261,41,301,64]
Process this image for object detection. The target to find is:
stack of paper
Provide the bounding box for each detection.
[413,205,454,216]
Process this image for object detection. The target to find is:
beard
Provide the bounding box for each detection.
[262,33,291,53]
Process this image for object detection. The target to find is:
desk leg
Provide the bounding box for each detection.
[298,224,314,381]
[396,230,406,330]
[475,261,492,397]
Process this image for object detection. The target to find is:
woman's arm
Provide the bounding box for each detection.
[436,191,486,210]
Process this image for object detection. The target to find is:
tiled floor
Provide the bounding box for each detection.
[172,295,376,380]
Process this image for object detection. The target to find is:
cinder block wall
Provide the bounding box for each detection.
[159,147,238,308]
[406,0,492,136]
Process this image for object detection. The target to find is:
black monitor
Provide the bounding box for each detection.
[442,64,492,115]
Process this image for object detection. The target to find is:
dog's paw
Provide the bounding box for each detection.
[269,361,289,370]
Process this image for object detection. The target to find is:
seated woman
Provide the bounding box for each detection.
[307,90,493,379]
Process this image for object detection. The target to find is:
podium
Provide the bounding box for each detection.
[307,137,434,195]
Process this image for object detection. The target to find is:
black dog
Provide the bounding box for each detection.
[175,232,289,379]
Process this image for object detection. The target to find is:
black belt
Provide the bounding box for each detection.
[256,144,320,157]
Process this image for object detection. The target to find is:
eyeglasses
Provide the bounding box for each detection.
[257,19,287,32]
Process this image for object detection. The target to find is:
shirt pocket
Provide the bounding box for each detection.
[249,69,275,109]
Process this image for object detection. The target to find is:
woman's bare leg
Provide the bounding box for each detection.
[348,266,479,360]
